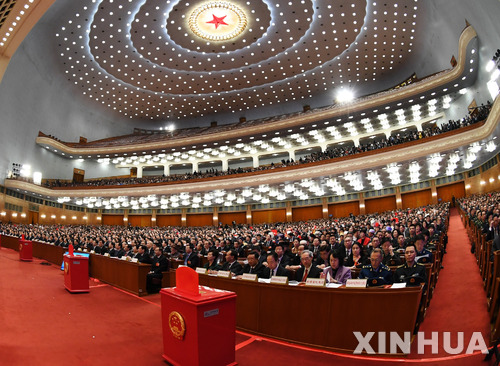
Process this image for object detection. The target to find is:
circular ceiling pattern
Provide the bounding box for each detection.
[57,0,419,120]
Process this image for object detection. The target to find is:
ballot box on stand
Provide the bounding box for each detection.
[19,239,33,261]
[63,254,90,293]
[160,267,237,366]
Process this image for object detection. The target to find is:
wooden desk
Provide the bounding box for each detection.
[1,235,22,251]
[1,235,66,265]
[1,235,152,296]
[89,254,151,296]
[198,275,422,353]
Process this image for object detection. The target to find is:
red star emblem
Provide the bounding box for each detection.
[206,14,228,29]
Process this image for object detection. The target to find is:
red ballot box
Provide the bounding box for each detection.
[161,267,237,366]
[19,239,33,261]
[64,254,90,293]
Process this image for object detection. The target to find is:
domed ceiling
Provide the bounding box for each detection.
[56,0,420,120]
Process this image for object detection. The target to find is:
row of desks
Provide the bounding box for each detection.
[1,235,158,296]
[197,275,422,353]
[1,234,422,353]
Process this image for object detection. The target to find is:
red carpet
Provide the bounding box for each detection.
[410,208,491,358]
[0,211,493,366]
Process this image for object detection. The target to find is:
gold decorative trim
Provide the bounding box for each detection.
[168,311,186,340]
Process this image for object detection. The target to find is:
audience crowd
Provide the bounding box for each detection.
[0,203,449,277]
[458,191,500,254]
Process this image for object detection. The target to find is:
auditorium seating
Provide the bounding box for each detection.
[458,191,500,345]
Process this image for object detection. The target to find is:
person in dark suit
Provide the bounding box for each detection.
[414,234,433,264]
[295,250,322,282]
[340,236,353,263]
[123,243,134,258]
[231,241,246,258]
[486,216,500,242]
[147,247,169,293]
[182,244,200,269]
[381,237,402,266]
[314,244,330,269]
[240,251,267,278]
[94,240,107,255]
[264,252,290,279]
[274,243,291,268]
[134,245,151,264]
[221,249,243,276]
[204,249,221,272]
[345,242,369,268]
[490,235,500,262]
[109,242,125,258]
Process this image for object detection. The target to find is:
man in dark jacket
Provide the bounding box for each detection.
[146,247,169,293]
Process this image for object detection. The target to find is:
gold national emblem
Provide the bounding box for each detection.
[168,311,186,340]
[410,278,415,283]
[64,262,69,274]
[19,243,23,251]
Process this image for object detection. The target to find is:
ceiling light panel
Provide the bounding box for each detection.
[57,0,420,120]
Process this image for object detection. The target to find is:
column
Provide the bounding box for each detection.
[288,150,296,162]
[137,166,143,178]
[192,161,198,173]
[123,209,129,226]
[181,209,187,227]
[359,193,366,215]
[322,197,329,219]
[246,205,252,225]
[431,180,438,204]
[395,186,403,209]
[163,164,170,176]
[151,209,157,227]
[286,202,293,222]
[213,207,219,227]
[352,137,360,147]
[222,158,229,171]
[252,155,259,168]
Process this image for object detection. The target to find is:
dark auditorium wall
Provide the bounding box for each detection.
[437,182,466,203]
[402,189,432,209]
[292,206,323,222]
[328,201,360,218]
[156,215,182,227]
[128,215,151,227]
[219,212,246,226]
[252,209,286,224]
[186,214,213,227]
[102,215,124,226]
[365,196,397,214]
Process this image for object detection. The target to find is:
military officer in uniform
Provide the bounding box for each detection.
[394,243,427,287]
[414,234,434,264]
[358,248,393,286]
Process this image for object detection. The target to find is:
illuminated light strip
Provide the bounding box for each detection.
[0,0,36,47]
